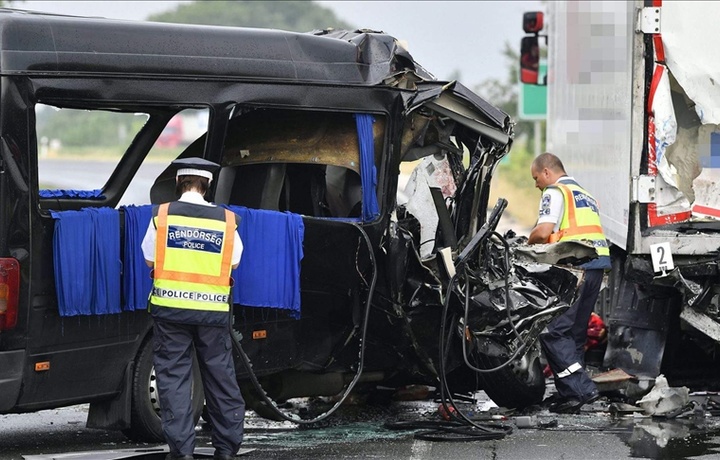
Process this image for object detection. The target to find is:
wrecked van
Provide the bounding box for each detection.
[0,9,580,440]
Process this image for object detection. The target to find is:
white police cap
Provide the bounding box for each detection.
[172,157,220,181]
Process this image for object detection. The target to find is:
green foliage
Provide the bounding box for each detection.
[474,41,545,154]
[473,39,547,227]
[147,0,354,32]
[491,142,539,229]
[36,108,147,151]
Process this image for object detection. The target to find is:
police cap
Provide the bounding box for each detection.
[172,157,220,181]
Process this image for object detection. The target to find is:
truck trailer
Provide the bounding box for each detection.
[523,0,720,387]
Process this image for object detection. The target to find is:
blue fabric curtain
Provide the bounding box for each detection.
[121,205,153,311]
[355,113,379,221]
[51,204,304,318]
[40,189,104,199]
[91,208,121,314]
[226,205,304,318]
[51,208,121,316]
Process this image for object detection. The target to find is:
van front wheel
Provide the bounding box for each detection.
[122,334,205,442]
[478,343,546,409]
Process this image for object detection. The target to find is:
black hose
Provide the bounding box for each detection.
[429,202,534,442]
[229,222,377,425]
[434,270,513,442]
[461,231,536,374]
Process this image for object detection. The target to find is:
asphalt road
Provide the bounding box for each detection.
[24,158,712,459]
[38,157,168,207]
[3,392,720,460]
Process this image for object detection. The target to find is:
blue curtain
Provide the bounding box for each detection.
[51,208,121,316]
[51,204,304,318]
[121,205,153,311]
[90,208,122,314]
[355,113,379,221]
[226,205,304,318]
[40,189,104,199]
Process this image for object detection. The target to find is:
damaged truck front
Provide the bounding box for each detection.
[0,9,580,441]
[523,1,720,389]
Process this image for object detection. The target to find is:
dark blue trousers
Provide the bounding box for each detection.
[540,269,604,400]
[153,320,245,457]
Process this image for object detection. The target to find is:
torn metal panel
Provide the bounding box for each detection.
[650,65,693,218]
[403,155,457,259]
[652,267,704,306]
[662,2,720,125]
[603,278,674,378]
[680,307,720,343]
[658,2,720,220]
[513,240,598,266]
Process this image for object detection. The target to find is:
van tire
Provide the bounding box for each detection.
[122,334,205,442]
[477,344,545,409]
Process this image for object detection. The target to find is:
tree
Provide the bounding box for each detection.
[147,0,354,32]
[481,41,546,228]
[474,41,544,150]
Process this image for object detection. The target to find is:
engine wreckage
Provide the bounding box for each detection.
[189,30,601,415]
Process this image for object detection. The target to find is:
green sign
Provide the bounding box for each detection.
[519,61,547,120]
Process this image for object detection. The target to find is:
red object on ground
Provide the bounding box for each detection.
[438,404,457,421]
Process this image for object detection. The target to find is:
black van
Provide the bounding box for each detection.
[0,9,580,441]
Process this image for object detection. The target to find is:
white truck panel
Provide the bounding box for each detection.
[663,1,720,126]
[547,1,720,256]
[662,1,720,221]
[546,1,635,250]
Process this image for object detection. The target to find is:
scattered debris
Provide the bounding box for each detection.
[637,375,690,417]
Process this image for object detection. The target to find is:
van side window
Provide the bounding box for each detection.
[125,109,209,206]
[36,104,148,201]
[214,108,384,220]
[37,105,211,207]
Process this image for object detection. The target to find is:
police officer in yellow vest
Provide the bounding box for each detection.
[529,152,610,414]
[141,157,245,460]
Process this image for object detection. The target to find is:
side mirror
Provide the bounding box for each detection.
[520,36,540,85]
[523,11,544,33]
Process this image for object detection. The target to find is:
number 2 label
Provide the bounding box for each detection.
[650,242,674,273]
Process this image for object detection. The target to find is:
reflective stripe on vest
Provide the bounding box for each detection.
[151,203,235,312]
[548,182,610,257]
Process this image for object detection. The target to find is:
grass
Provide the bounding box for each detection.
[490,143,539,230]
[399,146,539,230]
[489,174,539,230]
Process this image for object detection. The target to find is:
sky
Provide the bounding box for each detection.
[17,1,542,88]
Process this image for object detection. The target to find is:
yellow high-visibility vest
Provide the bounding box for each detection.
[547,181,610,257]
[150,202,235,313]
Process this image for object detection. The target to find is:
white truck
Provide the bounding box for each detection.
[521,1,720,387]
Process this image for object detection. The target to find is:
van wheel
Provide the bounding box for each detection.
[478,344,545,409]
[239,381,286,421]
[122,335,205,442]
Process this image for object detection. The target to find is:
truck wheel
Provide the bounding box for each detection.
[122,335,205,442]
[478,344,545,409]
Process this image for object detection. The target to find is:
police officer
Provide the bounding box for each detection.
[528,152,610,413]
[141,157,245,460]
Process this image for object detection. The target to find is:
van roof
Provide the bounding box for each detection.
[0,8,433,86]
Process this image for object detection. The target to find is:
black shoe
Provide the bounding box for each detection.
[166,454,194,460]
[541,393,563,408]
[549,390,599,414]
[583,390,600,405]
[213,453,237,460]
